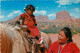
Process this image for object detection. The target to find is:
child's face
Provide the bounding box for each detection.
[26,9,33,15]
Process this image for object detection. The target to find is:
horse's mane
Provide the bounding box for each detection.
[0,23,26,53]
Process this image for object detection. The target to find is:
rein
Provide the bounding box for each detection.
[19,30,35,53]
[19,31,28,53]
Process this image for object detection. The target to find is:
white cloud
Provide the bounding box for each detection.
[8,10,22,17]
[34,10,46,15]
[0,15,4,18]
[56,0,80,5]
[48,13,56,19]
[48,13,56,17]
[71,8,80,12]
[70,13,80,18]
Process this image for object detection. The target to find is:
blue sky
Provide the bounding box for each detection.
[0,0,80,21]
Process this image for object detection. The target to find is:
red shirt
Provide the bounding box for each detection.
[48,41,79,53]
[20,13,37,27]
[19,13,40,37]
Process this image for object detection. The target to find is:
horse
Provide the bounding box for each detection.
[0,23,52,53]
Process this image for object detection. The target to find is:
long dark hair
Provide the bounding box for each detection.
[61,27,73,43]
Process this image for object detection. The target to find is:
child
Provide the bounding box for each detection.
[16,5,41,40]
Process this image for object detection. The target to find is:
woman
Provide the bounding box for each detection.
[48,27,79,53]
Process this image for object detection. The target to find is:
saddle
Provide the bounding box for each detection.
[14,20,45,53]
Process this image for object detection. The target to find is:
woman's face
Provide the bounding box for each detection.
[58,30,68,44]
[26,9,33,16]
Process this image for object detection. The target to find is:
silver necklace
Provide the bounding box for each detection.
[58,44,65,53]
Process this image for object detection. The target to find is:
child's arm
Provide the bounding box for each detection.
[15,13,24,25]
[33,17,37,26]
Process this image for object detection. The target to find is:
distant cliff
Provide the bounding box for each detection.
[53,10,73,22]
[3,10,80,25]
